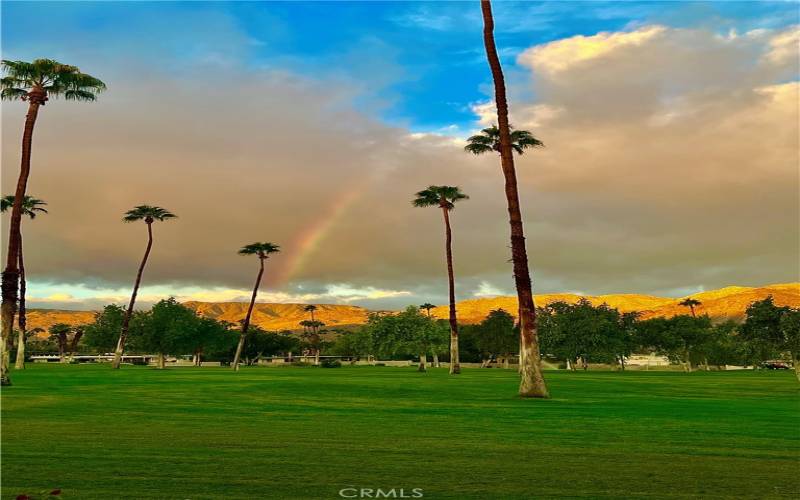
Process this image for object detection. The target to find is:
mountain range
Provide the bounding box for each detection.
[24,283,799,333]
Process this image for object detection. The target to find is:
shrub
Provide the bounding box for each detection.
[320,358,341,368]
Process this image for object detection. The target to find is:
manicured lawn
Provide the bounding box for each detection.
[2,365,798,499]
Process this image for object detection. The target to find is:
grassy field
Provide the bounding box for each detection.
[2,365,798,499]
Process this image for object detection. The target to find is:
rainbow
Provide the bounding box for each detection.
[274,182,365,287]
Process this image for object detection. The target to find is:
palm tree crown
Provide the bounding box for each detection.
[0,195,47,219]
[238,242,280,259]
[464,125,544,155]
[679,298,701,308]
[1,59,106,103]
[419,303,435,311]
[412,186,469,210]
[304,304,317,313]
[123,205,177,224]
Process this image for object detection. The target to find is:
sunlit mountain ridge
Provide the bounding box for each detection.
[24,283,798,333]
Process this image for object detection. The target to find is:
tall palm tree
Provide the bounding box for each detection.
[679,298,701,318]
[232,242,280,371]
[472,0,549,398]
[0,59,104,386]
[0,195,47,369]
[413,186,469,374]
[112,205,176,369]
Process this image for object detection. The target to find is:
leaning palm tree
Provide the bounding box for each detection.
[679,298,701,318]
[0,195,47,369]
[232,242,280,371]
[413,186,468,374]
[112,205,176,369]
[472,0,549,398]
[1,59,105,386]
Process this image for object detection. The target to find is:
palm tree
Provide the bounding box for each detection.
[232,242,280,371]
[0,59,104,386]
[48,323,72,363]
[419,303,441,366]
[0,195,47,370]
[112,205,176,369]
[473,0,549,398]
[68,325,85,363]
[419,303,435,318]
[679,298,701,318]
[413,186,468,374]
[304,305,321,364]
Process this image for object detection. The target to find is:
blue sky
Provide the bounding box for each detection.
[4,1,797,133]
[2,1,798,310]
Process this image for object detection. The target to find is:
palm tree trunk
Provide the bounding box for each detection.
[157,352,165,369]
[58,333,67,363]
[112,222,154,369]
[68,329,83,363]
[14,236,27,370]
[232,257,264,371]
[1,97,43,386]
[441,206,460,375]
[418,352,427,372]
[481,0,548,398]
[433,352,440,368]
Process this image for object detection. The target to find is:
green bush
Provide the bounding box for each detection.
[320,358,341,368]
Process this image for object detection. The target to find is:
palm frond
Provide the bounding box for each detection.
[1,87,27,101]
[1,195,48,218]
[63,89,97,101]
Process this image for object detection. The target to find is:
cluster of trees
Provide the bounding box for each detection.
[536,297,799,378]
[73,299,301,367]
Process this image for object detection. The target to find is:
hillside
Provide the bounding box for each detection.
[430,283,800,323]
[23,309,96,332]
[23,283,799,333]
[182,301,369,331]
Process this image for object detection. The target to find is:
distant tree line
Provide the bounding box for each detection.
[13,296,799,381]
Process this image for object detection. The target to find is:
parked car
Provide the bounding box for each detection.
[761,361,791,370]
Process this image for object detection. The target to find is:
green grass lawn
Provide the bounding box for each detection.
[2,365,798,499]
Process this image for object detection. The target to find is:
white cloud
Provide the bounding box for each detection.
[518,26,667,75]
[473,281,506,298]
